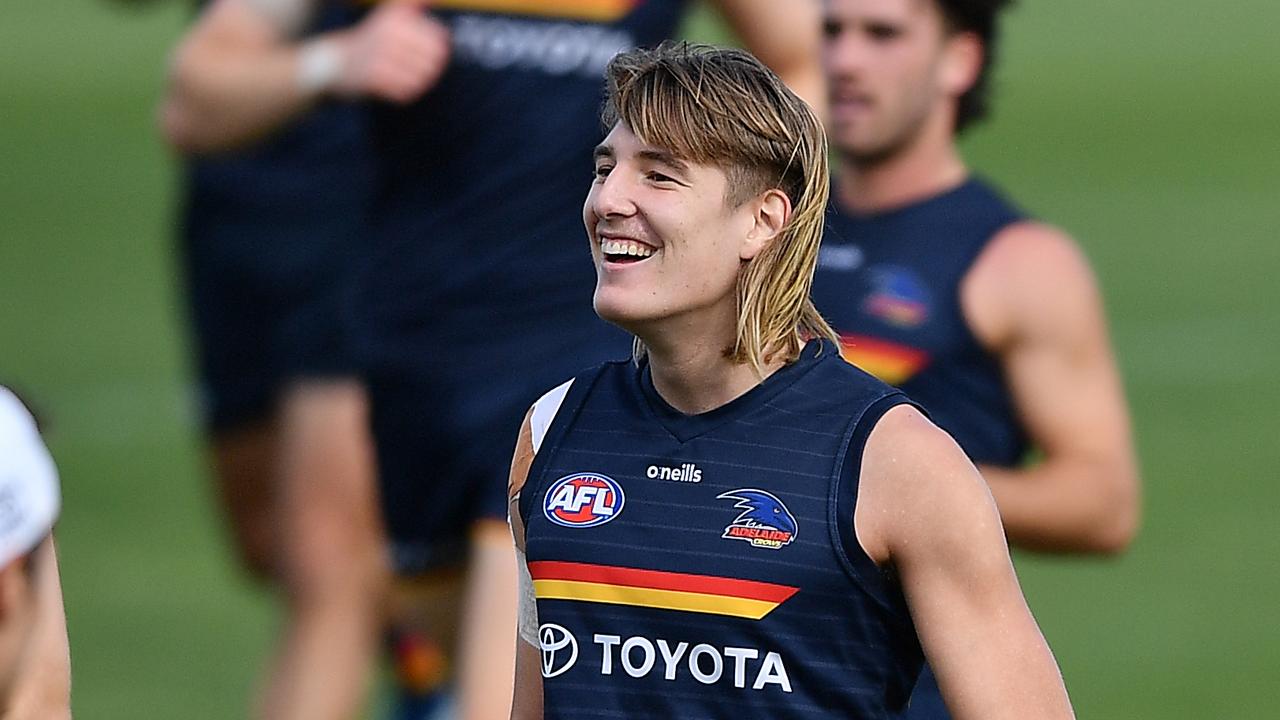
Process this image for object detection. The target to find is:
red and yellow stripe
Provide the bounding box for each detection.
[529,561,798,620]
[425,0,640,22]
[838,334,930,386]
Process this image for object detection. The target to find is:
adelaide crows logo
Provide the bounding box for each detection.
[862,264,931,328]
[717,489,797,550]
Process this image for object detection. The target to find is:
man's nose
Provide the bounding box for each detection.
[591,171,637,218]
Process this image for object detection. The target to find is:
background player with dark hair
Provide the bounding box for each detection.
[812,0,1140,715]
[160,2,827,718]
[509,41,1074,720]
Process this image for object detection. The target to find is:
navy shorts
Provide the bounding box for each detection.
[364,311,631,575]
[183,224,360,432]
[180,105,374,432]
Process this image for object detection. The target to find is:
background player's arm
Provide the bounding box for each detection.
[857,406,1075,720]
[962,222,1141,554]
[159,0,449,154]
[708,0,827,120]
[5,538,71,720]
[508,411,543,720]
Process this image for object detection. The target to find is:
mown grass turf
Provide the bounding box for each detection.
[2,1,1275,717]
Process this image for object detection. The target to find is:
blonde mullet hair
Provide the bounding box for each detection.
[603,42,837,376]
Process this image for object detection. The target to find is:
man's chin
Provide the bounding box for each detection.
[593,295,656,335]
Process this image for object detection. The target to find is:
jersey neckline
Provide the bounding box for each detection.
[829,175,984,226]
[634,339,832,443]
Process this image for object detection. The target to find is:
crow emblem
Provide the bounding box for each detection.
[717,489,798,550]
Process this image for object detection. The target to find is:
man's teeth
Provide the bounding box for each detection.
[601,239,654,259]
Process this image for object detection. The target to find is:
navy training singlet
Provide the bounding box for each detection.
[518,340,925,719]
[810,177,1028,467]
[349,0,688,371]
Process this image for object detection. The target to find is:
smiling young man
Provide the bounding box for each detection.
[810,3,1139,714]
[506,42,1075,720]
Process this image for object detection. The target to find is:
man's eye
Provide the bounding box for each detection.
[593,165,613,180]
[867,23,901,41]
[646,172,675,184]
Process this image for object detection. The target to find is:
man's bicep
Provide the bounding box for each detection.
[873,422,1072,719]
[894,455,1029,667]
[974,223,1132,459]
[874,416,1018,612]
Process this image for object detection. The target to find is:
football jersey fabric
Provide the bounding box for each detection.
[810,177,1028,467]
[519,340,925,718]
[350,0,688,373]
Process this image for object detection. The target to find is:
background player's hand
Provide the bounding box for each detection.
[330,1,450,104]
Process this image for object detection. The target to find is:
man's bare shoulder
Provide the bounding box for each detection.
[964,219,1104,348]
[856,404,997,564]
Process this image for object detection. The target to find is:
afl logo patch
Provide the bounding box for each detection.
[544,473,625,528]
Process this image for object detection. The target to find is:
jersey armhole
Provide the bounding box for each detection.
[516,366,608,531]
[828,392,921,625]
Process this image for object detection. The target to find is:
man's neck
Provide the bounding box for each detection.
[640,311,783,416]
[836,126,968,215]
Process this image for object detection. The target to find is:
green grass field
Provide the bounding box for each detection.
[2,1,1277,717]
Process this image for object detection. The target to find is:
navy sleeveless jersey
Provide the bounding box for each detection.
[519,340,924,719]
[810,178,1027,467]
[349,0,688,370]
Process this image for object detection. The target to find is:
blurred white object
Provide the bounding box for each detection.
[0,387,61,567]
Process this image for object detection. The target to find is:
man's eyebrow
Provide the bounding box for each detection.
[637,148,690,172]
[593,145,614,161]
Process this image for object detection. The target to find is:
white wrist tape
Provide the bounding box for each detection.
[297,38,342,94]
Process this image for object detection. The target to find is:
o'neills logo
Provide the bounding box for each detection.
[646,463,702,483]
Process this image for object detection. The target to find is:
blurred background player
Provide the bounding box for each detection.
[811,0,1141,715]
[158,3,394,720]
[0,388,71,719]
[160,1,826,718]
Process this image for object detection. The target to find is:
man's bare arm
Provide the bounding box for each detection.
[962,222,1140,554]
[6,537,71,720]
[508,410,543,720]
[709,0,827,119]
[159,0,449,154]
[857,405,1075,720]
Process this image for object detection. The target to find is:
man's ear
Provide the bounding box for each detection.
[741,188,792,261]
[940,31,983,99]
